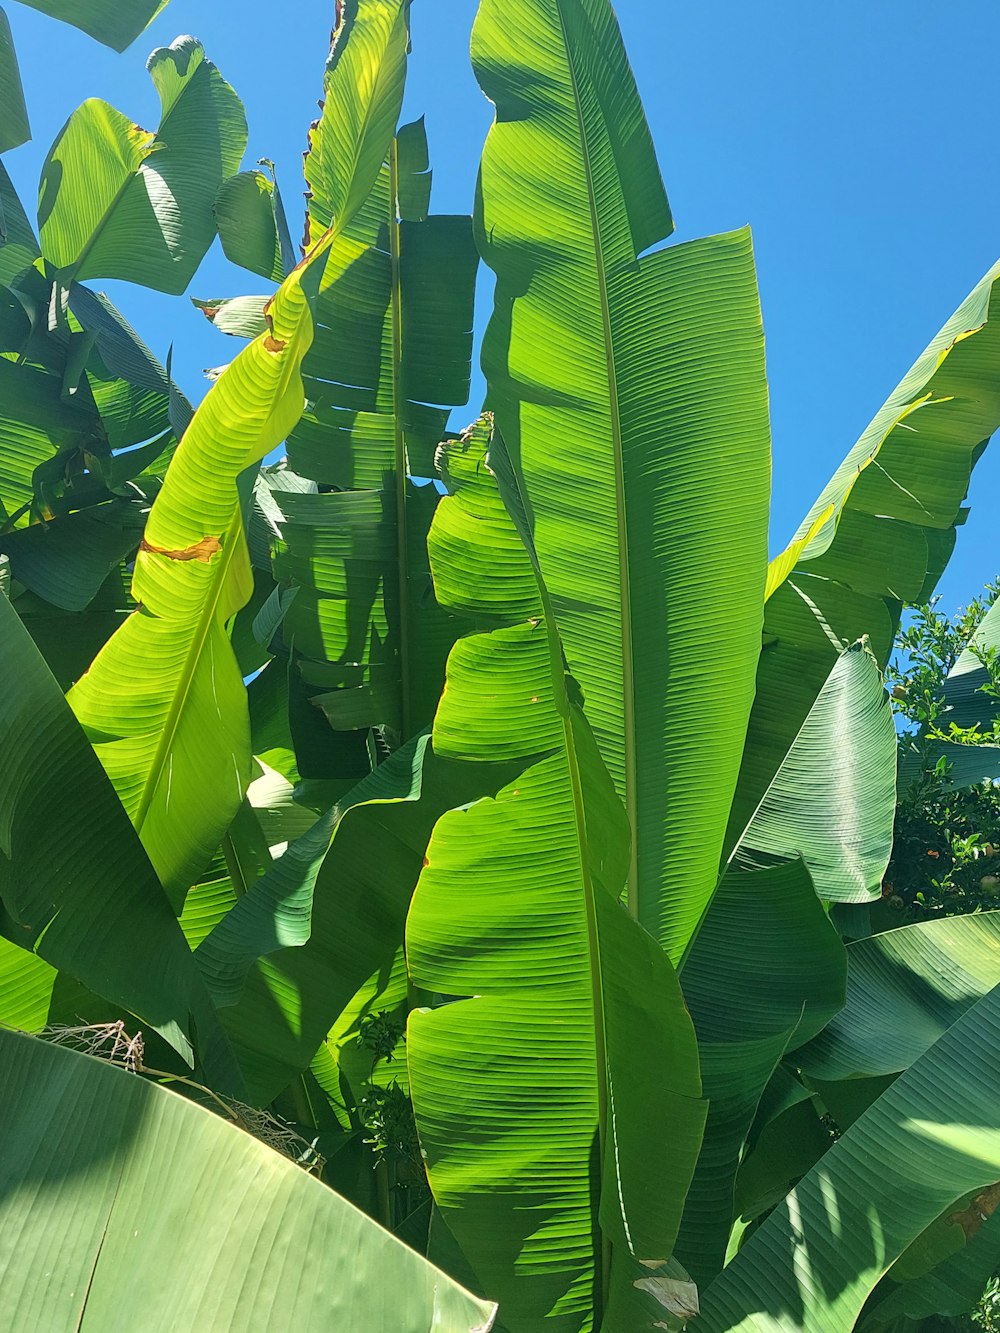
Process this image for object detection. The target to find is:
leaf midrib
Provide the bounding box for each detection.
[131,506,245,837]
[553,0,638,917]
[388,136,412,739]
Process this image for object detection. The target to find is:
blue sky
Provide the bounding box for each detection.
[6,1,1000,609]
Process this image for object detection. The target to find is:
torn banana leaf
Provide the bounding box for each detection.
[472,0,772,963]
[67,0,411,902]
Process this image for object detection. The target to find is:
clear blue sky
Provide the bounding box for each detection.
[6,1,1000,609]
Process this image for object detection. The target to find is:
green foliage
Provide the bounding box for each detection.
[4,0,1000,1329]
[886,582,1000,920]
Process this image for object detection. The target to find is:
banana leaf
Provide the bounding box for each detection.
[215,165,295,283]
[796,912,1000,1083]
[729,260,1000,863]
[697,977,1000,1331]
[675,860,846,1288]
[472,0,772,962]
[901,596,1000,789]
[278,74,476,778]
[194,734,519,1105]
[0,7,28,153]
[0,590,242,1092]
[0,159,37,284]
[729,640,897,906]
[0,1029,496,1331]
[406,421,707,1332]
[67,0,411,902]
[38,35,246,293]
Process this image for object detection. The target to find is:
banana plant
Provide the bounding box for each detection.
[4,1,1000,1330]
[407,419,707,1331]
[67,0,411,901]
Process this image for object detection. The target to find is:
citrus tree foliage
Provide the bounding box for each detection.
[885,582,1000,922]
[4,1,1000,1330]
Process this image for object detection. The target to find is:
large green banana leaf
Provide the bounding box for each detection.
[275,74,475,778]
[16,0,169,51]
[472,0,772,962]
[38,35,246,294]
[0,1029,497,1331]
[796,912,1000,1083]
[67,0,411,903]
[696,976,1000,1332]
[0,590,242,1092]
[674,631,895,1284]
[728,260,1000,863]
[0,7,28,153]
[730,639,897,905]
[675,860,845,1289]
[406,422,707,1332]
[859,1207,1000,1329]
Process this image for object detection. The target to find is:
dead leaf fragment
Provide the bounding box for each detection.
[263,335,287,353]
[140,536,222,563]
[950,1181,1000,1241]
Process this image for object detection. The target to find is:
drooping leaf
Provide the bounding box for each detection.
[67,0,412,902]
[730,640,897,904]
[675,860,846,1287]
[0,1030,497,1332]
[17,0,170,52]
[0,591,241,1091]
[729,261,1000,863]
[796,912,1000,1083]
[0,8,29,154]
[38,35,247,294]
[696,978,1000,1332]
[193,293,270,339]
[215,165,294,282]
[407,422,707,1332]
[473,0,771,961]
